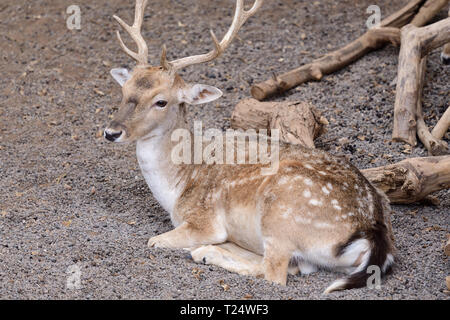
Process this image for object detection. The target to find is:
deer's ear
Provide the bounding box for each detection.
[179,84,223,105]
[110,68,131,87]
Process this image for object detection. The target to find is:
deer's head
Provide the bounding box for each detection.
[104,0,263,143]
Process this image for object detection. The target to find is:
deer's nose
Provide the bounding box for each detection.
[104,128,123,142]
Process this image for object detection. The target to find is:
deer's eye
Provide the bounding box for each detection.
[155,100,168,108]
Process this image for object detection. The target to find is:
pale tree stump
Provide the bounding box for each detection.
[231,98,328,148]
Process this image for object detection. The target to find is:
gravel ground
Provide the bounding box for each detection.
[0,0,449,300]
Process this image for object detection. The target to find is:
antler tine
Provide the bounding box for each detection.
[113,0,149,66]
[166,0,264,72]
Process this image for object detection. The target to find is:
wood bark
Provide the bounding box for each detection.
[415,58,448,155]
[431,107,450,140]
[361,156,450,204]
[231,98,328,148]
[393,17,450,145]
[251,0,449,100]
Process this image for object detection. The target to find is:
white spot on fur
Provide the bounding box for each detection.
[309,199,322,206]
[318,171,327,176]
[304,178,313,186]
[303,189,312,198]
[304,164,314,170]
[321,186,330,195]
[314,221,333,229]
[281,208,293,219]
[294,216,312,224]
[279,176,289,185]
[327,183,333,190]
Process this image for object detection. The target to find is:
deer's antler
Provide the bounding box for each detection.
[164,0,264,72]
[114,0,149,66]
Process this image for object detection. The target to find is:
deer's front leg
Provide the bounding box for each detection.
[148,221,226,249]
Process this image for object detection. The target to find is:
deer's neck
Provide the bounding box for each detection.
[135,108,191,224]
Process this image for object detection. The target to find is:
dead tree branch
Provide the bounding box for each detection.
[415,58,448,155]
[361,156,450,204]
[392,17,450,145]
[251,0,448,100]
[431,106,450,140]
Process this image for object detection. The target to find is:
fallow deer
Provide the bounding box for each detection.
[104,0,395,294]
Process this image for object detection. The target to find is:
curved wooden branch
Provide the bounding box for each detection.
[251,0,449,100]
[431,106,450,140]
[362,156,450,204]
[415,58,448,155]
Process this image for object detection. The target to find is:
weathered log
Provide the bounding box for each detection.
[441,8,450,64]
[415,58,448,155]
[251,0,449,100]
[361,156,450,204]
[393,17,450,145]
[431,107,450,140]
[231,98,328,148]
[410,0,449,26]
